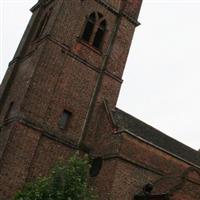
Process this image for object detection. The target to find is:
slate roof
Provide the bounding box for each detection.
[113,108,200,167]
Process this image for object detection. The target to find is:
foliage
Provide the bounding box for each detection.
[14,154,97,200]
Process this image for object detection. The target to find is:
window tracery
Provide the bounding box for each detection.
[82,12,107,50]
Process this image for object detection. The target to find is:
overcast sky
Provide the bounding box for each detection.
[1,0,200,150]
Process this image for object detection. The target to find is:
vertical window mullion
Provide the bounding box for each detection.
[89,24,99,45]
[92,20,106,49]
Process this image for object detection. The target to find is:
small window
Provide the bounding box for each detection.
[90,157,103,177]
[4,102,14,120]
[59,110,71,129]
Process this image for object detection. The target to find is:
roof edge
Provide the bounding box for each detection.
[116,128,200,169]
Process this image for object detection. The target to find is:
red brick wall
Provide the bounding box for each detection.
[28,136,74,179]
[0,123,40,200]
[109,132,200,199]
[0,0,144,199]
[110,159,161,200]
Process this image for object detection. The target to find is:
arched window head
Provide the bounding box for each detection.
[82,12,96,42]
[81,12,107,50]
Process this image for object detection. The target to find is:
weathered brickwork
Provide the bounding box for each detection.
[110,160,161,199]
[90,159,118,200]
[0,0,200,199]
[27,136,74,180]
[0,123,41,200]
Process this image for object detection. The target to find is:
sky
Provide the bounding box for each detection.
[1,0,200,150]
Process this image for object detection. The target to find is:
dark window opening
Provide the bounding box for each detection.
[93,20,106,49]
[4,102,14,120]
[34,8,52,40]
[82,21,95,42]
[59,110,71,129]
[90,157,103,177]
[93,28,105,49]
[82,13,96,42]
[81,12,106,50]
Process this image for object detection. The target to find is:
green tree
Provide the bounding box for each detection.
[14,154,97,200]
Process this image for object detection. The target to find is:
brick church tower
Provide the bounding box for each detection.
[0,0,143,199]
[2,0,200,200]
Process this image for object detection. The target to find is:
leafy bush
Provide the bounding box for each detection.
[14,154,97,200]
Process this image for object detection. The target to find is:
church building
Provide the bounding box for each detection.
[0,0,200,199]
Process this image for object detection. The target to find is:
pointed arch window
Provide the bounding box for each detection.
[81,12,107,50]
[82,12,96,42]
